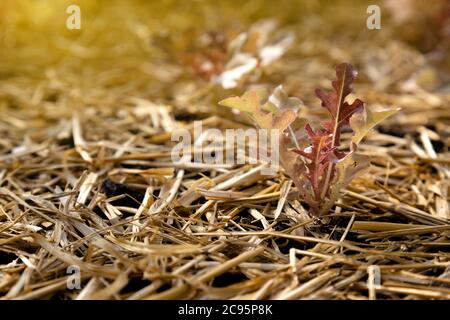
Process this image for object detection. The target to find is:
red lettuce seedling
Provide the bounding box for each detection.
[220,63,399,216]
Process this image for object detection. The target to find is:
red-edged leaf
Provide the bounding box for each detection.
[315,63,364,144]
[292,63,370,215]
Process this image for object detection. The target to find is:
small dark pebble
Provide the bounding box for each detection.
[102,179,145,208]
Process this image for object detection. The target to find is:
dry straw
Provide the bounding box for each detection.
[0,0,449,300]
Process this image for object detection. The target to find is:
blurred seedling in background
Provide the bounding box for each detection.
[182,19,294,89]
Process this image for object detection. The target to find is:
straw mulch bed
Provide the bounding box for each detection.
[0,0,449,299]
